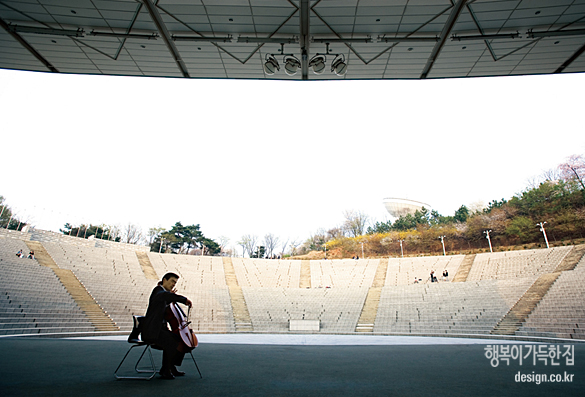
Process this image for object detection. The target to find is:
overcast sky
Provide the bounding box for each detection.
[1,68,584,253]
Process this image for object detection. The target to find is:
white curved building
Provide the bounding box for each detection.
[383,198,431,220]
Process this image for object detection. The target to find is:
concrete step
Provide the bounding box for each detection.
[452,254,475,282]
[136,252,158,280]
[300,260,311,289]
[355,287,382,332]
[554,244,585,273]
[372,258,389,288]
[491,272,561,336]
[223,257,253,332]
[24,241,120,332]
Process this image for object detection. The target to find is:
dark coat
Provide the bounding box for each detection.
[141,285,187,343]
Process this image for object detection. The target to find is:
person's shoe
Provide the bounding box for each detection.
[159,369,175,380]
[171,366,185,376]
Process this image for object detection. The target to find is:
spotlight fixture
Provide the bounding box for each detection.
[264,54,279,75]
[331,54,347,76]
[309,55,326,74]
[262,42,348,77]
[284,55,301,76]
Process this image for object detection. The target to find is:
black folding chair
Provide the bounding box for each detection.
[114,316,202,380]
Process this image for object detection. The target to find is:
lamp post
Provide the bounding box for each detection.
[439,235,446,256]
[484,230,493,253]
[536,221,550,249]
[360,241,365,259]
[323,243,327,259]
[398,239,404,258]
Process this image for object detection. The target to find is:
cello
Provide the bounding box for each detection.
[165,302,198,353]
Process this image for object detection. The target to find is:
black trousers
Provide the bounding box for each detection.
[155,328,185,369]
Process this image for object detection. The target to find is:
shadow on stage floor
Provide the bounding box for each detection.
[0,336,583,396]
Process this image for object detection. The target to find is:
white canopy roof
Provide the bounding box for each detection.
[1,0,584,80]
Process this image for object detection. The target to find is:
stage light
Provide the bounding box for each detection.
[284,56,301,76]
[309,55,326,74]
[331,55,347,76]
[264,55,279,75]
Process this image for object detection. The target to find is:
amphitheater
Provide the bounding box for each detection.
[2,227,584,341]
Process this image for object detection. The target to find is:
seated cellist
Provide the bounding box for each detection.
[141,272,192,380]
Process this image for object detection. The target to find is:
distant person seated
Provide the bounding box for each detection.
[16,249,23,258]
[27,250,34,259]
[414,277,419,284]
[430,270,438,283]
[442,270,449,281]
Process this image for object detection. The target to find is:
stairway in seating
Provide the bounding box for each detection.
[553,244,585,272]
[452,254,476,282]
[491,272,560,335]
[300,260,311,288]
[25,241,120,332]
[222,257,253,332]
[136,252,158,280]
[491,244,585,336]
[355,258,389,332]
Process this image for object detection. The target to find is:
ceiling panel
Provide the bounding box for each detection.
[0,0,583,80]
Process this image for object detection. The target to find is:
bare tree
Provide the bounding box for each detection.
[264,233,279,258]
[559,154,585,191]
[147,226,165,244]
[217,235,230,249]
[289,239,301,256]
[342,210,370,237]
[326,226,344,240]
[527,168,562,189]
[108,224,121,241]
[541,167,561,182]
[279,237,290,258]
[123,223,143,244]
[217,235,230,255]
[238,234,257,258]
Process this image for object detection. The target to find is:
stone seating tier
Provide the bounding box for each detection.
[467,246,572,281]
[517,268,585,339]
[1,237,584,338]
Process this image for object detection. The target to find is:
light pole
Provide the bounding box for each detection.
[323,243,327,259]
[439,235,446,256]
[398,239,404,258]
[484,230,493,253]
[360,241,364,259]
[536,221,550,249]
